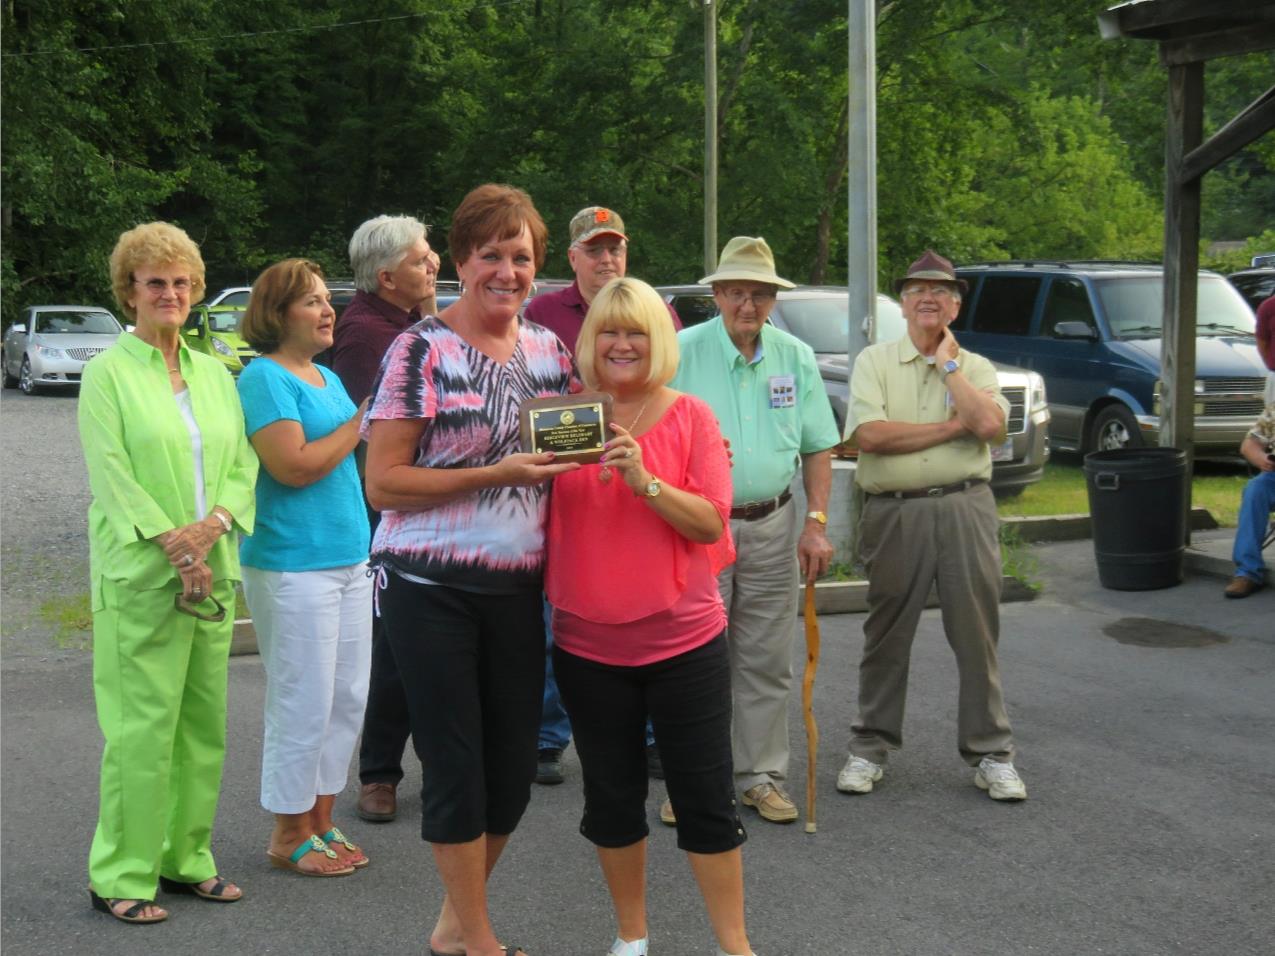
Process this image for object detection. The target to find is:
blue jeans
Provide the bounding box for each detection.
[540,600,572,751]
[1232,471,1275,582]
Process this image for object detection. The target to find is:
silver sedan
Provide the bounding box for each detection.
[2,306,123,394]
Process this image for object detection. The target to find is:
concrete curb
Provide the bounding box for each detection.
[801,576,1037,616]
[1001,508,1219,543]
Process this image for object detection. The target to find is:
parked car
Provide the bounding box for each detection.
[658,285,1050,496]
[2,305,123,394]
[949,261,1266,456]
[183,304,256,376]
[1227,266,1275,312]
[206,279,360,319]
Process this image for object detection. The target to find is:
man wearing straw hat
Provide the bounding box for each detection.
[838,249,1027,802]
[670,236,840,825]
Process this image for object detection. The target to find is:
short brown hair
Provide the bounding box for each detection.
[109,222,206,321]
[448,184,547,270]
[240,258,326,353]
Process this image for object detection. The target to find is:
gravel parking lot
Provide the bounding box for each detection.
[0,389,94,667]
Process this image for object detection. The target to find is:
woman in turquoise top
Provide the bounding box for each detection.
[236,259,372,878]
[78,222,258,924]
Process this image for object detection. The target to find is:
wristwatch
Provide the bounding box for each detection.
[641,477,662,499]
[940,358,960,378]
[806,510,828,525]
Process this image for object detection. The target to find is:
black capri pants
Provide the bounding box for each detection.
[554,632,746,855]
[378,572,544,843]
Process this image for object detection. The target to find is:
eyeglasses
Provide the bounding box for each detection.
[174,591,227,622]
[577,242,626,260]
[901,284,955,299]
[720,289,776,307]
[134,277,193,295]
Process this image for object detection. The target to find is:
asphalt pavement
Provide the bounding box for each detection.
[2,390,1273,956]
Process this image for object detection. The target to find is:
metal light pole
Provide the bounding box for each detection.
[704,0,718,274]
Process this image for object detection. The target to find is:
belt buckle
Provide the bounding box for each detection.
[745,501,765,518]
[926,486,943,498]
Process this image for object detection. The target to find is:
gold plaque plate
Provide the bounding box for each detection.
[518,392,613,464]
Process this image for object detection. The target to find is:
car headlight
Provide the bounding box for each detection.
[212,337,235,357]
[1028,372,1046,411]
[36,345,65,359]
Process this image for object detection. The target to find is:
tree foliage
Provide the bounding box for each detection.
[3,0,1272,331]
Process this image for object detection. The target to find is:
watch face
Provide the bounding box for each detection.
[646,480,661,497]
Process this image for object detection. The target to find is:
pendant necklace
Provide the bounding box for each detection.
[599,395,651,483]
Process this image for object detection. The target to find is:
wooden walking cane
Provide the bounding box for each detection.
[802,582,820,833]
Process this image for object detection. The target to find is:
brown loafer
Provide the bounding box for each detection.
[742,782,798,823]
[1224,575,1264,599]
[356,782,397,822]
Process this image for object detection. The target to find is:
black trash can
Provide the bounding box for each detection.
[1082,447,1188,590]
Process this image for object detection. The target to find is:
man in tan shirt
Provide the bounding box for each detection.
[838,250,1027,801]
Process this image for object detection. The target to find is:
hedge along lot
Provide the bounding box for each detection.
[996,459,1251,527]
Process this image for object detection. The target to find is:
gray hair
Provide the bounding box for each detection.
[348,215,429,293]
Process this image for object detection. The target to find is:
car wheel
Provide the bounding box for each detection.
[1,351,17,389]
[18,356,39,395]
[1089,404,1142,452]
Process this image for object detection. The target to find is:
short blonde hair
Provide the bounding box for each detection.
[576,277,679,390]
[109,222,206,321]
[240,259,326,353]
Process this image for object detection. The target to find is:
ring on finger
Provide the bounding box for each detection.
[624,447,633,459]
[182,554,194,567]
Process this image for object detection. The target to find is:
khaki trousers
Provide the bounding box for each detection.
[719,500,798,791]
[88,577,234,900]
[851,483,1014,766]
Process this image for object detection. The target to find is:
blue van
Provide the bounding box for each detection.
[951,262,1266,456]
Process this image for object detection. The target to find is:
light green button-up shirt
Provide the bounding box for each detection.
[78,332,257,603]
[671,318,840,505]
[847,335,1008,494]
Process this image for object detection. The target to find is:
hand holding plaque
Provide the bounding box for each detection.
[519,392,613,464]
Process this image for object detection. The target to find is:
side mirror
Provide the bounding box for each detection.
[11,323,27,335]
[1053,321,1098,341]
[184,312,205,337]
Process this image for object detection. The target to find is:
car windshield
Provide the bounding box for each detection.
[35,310,121,334]
[873,297,907,343]
[774,297,853,352]
[208,309,244,333]
[1095,275,1256,339]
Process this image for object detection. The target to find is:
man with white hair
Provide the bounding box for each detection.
[330,214,438,823]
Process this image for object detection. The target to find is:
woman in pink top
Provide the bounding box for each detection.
[547,277,756,956]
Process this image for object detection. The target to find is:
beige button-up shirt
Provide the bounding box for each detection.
[847,335,1008,494]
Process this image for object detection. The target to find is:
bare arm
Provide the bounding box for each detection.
[1241,433,1275,472]
[602,423,724,544]
[797,449,834,583]
[250,399,367,488]
[365,417,579,511]
[854,416,966,455]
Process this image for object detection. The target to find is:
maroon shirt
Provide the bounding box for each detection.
[330,290,422,404]
[1257,295,1275,372]
[524,280,682,356]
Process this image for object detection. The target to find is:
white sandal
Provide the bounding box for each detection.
[609,937,649,956]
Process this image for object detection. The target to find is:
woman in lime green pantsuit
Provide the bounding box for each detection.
[78,222,258,925]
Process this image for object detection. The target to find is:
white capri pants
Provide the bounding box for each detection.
[242,563,373,814]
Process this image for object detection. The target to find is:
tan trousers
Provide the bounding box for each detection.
[719,500,799,791]
[850,483,1015,767]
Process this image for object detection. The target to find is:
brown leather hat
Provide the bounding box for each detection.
[894,249,968,294]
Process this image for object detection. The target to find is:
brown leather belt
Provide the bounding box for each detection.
[870,478,988,500]
[730,489,793,521]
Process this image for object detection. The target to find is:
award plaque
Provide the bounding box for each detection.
[519,392,613,464]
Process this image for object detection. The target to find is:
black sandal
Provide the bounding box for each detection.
[89,889,168,924]
[158,874,243,902]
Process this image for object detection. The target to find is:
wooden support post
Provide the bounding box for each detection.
[1162,59,1204,544]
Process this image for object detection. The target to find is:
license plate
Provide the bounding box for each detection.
[991,439,1014,462]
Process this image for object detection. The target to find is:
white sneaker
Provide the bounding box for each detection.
[974,756,1027,801]
[836,755,883,794]
[609,936,648,956]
